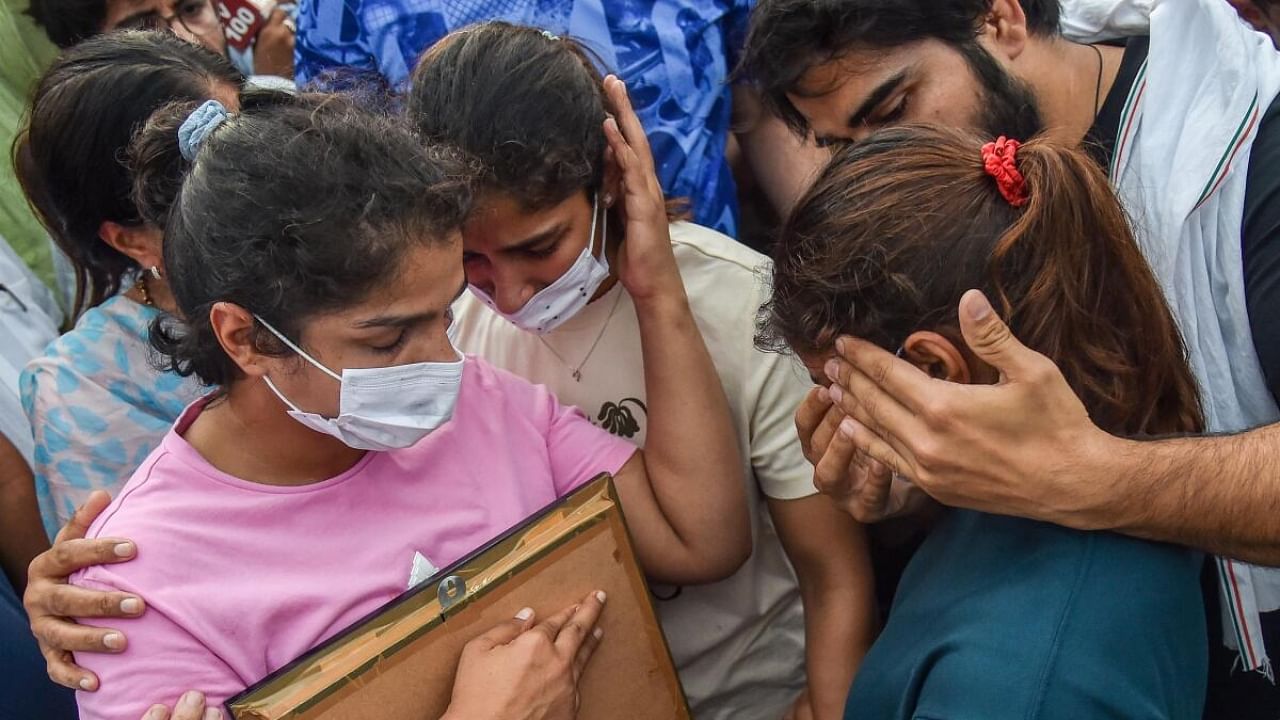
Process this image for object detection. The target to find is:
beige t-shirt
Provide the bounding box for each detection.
[453,222,813,720]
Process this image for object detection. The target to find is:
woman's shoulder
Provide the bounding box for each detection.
[26,296,148,376]
[455,355,577,430]
[462,354,536,392]
[669,222,769,276]
[667,223,771,315]
[23,296,197,415]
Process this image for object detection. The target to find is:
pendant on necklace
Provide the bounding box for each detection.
[572,369,582,382]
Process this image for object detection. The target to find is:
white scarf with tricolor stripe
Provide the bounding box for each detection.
[1073,0,1280,676]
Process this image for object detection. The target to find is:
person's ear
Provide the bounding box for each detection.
[980,0,1030,63]
[210,302,273,379]
[99,222,164,274]
[901,330,972,384]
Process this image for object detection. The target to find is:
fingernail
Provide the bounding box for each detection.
[204,708,224,720]
[964,290,993,321]
[103,632,124,650]
[816,386,830,402]
[595,591,607,603]
[593,627,604,639]
[839,417,857,438]
[836,336,848,354]
[515,607,534,621]
[824,358,840,381]
[144,707,166,720]
[113,542,135,558]
[78,676,96,691]
[121,597,143,614]
[179,691,204,710]
[829,383,844,404]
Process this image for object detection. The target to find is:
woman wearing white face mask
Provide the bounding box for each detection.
[406,24,878,720]
[54,88,747,720]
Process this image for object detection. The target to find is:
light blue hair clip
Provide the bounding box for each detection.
[541,29,559,41]
[178,99,230,162]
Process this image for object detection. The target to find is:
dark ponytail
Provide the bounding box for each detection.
[13,31,242,318]
[129,92,474,387]
[761,124,1204,438]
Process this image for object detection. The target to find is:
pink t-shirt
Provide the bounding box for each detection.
[72,357,636,720]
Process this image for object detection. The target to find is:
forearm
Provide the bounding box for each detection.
[770,496,877,720]
[1087,423,1280,564]
[631,292,749,577]
[801,586,874,720]
[0,435,49,595]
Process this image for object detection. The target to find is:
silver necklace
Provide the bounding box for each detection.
[537,286,624,382]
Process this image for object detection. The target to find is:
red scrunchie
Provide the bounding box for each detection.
[981,136,1029,208]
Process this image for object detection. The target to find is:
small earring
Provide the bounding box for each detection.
[149,266,162,280]
[603,194,614,207]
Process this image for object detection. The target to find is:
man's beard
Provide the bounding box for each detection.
[958,42,1046,142]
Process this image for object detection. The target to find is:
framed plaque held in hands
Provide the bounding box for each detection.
[226,474,689,720]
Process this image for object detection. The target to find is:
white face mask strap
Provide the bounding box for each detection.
[262,375,309,414]
[254,315,343,382]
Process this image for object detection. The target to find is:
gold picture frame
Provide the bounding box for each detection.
[227,474,689,720]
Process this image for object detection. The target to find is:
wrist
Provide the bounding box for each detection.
[1069,429,1141,532]
[629,283,691,318]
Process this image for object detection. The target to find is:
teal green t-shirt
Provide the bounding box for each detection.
[846,510,1206,720]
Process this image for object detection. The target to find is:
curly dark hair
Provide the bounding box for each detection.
[129,91,473,387]
[760,125,1203,438]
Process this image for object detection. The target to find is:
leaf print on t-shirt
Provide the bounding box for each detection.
[597,398,647,438]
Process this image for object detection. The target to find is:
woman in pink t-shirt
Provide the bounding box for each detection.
[63,85,747,720]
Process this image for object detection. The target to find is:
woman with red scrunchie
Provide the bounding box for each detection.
[762,123,1206,720]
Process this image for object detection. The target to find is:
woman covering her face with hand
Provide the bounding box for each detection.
[764,126,1207,719]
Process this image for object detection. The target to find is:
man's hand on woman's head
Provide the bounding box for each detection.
[24,491,145,691]
[814,290,1122,529]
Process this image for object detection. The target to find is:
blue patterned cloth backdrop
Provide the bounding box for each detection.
[295,0,751,237]
[21,295,203,539]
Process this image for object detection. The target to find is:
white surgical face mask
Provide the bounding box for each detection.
[469,192,610,334]
[255,317,464,451]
